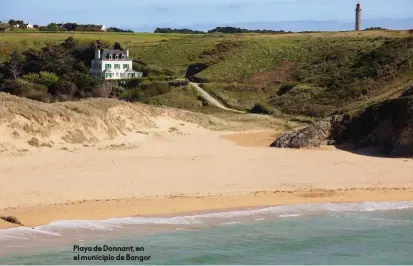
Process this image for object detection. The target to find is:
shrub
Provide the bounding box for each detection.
[120,88,148,102]
[22,71,59,87]
[249,102,281,115]
[140,81,170,96]
[277,83,298,96]
[92,82,119,98]
[62,72,102,96]
[0,78,48,100]
[51,79,78,97]
[168,80,189,87]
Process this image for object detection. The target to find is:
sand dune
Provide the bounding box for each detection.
[0,92,227,154]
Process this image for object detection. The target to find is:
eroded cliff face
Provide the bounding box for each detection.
[270,115,348,148]
[271,94,413,157]
[346,96,413,156]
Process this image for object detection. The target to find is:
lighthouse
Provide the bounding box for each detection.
[355,2,362,31]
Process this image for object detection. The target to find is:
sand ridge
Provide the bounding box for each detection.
[0,92,227,154]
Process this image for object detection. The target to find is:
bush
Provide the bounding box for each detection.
[0,78,48,100]
[120,88,150,102]
[22,71,59,87]
[140,81,170,96]
[62,72,102,96]
[249,103,281,115]
[168,79,189,87]
[92,82,124,98]
[277,83,298,96]
[51,79,78,97]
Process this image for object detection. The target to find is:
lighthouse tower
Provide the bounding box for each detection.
[355,2,362,31]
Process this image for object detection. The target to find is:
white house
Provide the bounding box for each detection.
[91,48,143,80]
[26,22,33,29]
[100,25,106,31]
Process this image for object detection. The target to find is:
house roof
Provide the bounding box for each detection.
[101,49,129,61]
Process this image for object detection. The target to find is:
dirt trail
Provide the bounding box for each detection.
[190,82,245,113]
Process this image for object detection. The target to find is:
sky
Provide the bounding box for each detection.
[1,0,412,31]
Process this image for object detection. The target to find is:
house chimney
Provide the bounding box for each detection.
[95,48,101,60]
[126,49,129,58]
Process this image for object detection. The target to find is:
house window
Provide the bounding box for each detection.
[105,64,111,69]
[123,64,128,69]
[109,54,112,60]
[121,54,125,59]
[115,54,119,59]
[116,73,119,77]
[114,64,120,69]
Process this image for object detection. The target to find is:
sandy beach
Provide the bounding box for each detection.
[1,95,413,229]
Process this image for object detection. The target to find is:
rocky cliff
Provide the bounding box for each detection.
[271,93,413,157]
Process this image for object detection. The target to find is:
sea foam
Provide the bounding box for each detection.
[1,201,412,238]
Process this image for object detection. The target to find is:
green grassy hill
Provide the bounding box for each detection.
[1,30,413,118]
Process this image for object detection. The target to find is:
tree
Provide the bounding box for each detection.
[62,37,78,49]
[47,23,59,31]
[113,42,123,50]
[8,19,24,26]
[107,27,133,33]
[6,51,25,79]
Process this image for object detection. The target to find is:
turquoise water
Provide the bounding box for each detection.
[1,202,413,264]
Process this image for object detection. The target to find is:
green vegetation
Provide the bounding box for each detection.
[154,28,204,34]
[207,26,290,34]
[1,30,413,118]
[0,36,213,112]
[364,27,388,31]
[154,26,290,34]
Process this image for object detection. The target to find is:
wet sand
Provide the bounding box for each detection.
[2,188,413,229]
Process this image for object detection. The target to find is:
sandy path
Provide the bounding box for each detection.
[191,83,245,113]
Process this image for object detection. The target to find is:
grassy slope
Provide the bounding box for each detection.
[2,30,413,118]
[0,32,184,62]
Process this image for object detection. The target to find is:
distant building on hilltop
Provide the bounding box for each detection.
[355,2,362,31]
[91,48,143,80]
[22,22,33,29]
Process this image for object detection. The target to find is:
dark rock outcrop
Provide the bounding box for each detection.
[343,95,413,156]
[270,115,348,148]
[1,216,23,226]
[271,94,413,157]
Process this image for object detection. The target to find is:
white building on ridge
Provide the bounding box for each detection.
[91,48,143,80]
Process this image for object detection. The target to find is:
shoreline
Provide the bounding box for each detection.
[2,187,413,229]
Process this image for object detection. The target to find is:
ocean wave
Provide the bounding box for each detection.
[1,201,412,236]
[278,214,303,218]
[0,227,62,241]
[221,221,241,225]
